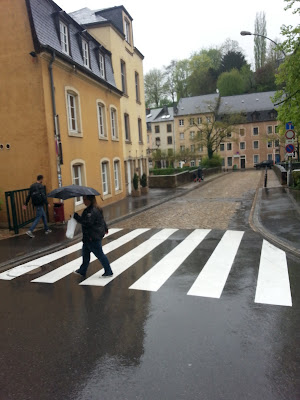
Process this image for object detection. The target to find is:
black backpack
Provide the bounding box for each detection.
[31,188,45,206]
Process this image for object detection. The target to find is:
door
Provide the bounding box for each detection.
[241,157,246,169]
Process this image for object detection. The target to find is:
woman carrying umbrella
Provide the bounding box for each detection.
[73,195,113,278]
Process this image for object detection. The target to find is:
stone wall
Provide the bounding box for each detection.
[148,167,222,188]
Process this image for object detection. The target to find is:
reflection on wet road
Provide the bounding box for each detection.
[0,228,299,400]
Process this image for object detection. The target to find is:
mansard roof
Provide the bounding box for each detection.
[25,0,121,95]
[175,94,219,116]
[219,91,277,114]
[70,6,144,59]
[146,106,175,123]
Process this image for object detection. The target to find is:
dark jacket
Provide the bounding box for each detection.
[74,205,108,242]
[25,182,48,207]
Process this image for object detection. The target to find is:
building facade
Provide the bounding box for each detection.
[173,92,283,168]
[70,6,148,195]
[146,106,175,168]
[0,0,147,226]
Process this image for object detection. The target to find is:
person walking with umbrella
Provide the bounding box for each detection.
[72,195,113,278]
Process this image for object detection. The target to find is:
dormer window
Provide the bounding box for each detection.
[124,18,131,44]
[82,39,90,68]
[60,21,69,54]
[99,53,105,78]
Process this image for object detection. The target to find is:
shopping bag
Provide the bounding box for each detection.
[66,216,77,239]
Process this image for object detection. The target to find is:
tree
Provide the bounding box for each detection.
[217,69,245,96]
[254,61,277,92]
[189,98,245,159]
[220,38,243,55]
[273,0,300,132]
[164,60,177,104]
[144,69,167,107]
[187,50,220,96]
[254,11,267,70]
[220,51,248,73]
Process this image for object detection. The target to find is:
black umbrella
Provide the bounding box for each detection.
[47,185,100,200]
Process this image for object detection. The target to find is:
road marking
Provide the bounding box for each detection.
[255,240,292,307]
[32,229,149,283]
[0,229,122,280]
[80,229,177,287]
[129,229,211,292]
[187,230,244,298]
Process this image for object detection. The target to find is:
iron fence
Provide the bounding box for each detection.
[5,188,49,234]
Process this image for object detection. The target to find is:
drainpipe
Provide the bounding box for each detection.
[49,50,63,187]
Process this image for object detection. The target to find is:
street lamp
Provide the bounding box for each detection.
[240,31,286,56]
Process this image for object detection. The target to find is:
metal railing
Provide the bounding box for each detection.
[5,188,49,234]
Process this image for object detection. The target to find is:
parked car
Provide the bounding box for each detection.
[254,160,274,169]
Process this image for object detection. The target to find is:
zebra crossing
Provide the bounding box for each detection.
[0,228,293,307]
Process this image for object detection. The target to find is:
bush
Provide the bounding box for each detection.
[140,173,147,187]
[133,173,139,190]
[201,154,223,168]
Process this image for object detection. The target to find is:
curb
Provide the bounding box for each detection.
[250,187,300,258]
[0,172,227,271]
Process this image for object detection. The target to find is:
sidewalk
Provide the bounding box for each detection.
[1,169,300,270]
[251,169,300,257]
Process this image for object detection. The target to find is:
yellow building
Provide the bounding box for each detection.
[70,6,148,195]
[0,0,143,226]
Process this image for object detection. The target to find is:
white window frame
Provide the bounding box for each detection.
[60,21,69,55]
[240,142,246,150]
[190,118,194,126]
[253,140,259,149]
[227,143,232,151]
[197,117,202,124]
[72,164,83,205]
[190,131,195,139]
[99,53,105,78]
[124,113,130,141]
[254,155,259,164]
[138,118,143,143]
[101,162,109,195]
[114,160,120,191]
[180,133,184,140]
[121,60,127,94]
[220,143,225,151]
[227,157,232,167]
[179,119,184,126]
[110,107,118,140]
[240,128,245,136]
[135,72,140,102]
[124,18,131,44]
[67,93,78,133]
[267,140,273,148]
[253,127,259,135]
[267,126,273,134]
[97,101,107,139]
[82,39,89,68]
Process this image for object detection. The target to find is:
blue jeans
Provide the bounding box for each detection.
[78,240,112,275]
[30,206,49,232]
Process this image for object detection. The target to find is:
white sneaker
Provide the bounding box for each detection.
[26,231,35,238]
[45,229,52,234]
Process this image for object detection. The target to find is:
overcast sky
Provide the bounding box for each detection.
[54,0,298,73]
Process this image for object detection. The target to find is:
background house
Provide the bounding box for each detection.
[172,91,282,169]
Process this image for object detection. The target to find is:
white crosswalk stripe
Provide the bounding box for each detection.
[0,229,293,307]
[255,240,292,307]
[129,229,211,292]
[187,230,244,298]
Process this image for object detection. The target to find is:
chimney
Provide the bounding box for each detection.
[146,108,151,115]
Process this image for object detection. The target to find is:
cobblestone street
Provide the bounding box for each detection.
[112,170,265,230]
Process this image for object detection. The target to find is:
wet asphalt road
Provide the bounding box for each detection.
[0,173,299,400]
